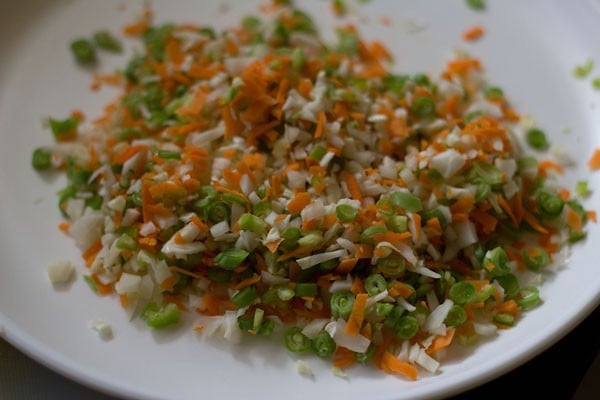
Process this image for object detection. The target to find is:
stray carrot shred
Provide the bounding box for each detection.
[462,25,485,41]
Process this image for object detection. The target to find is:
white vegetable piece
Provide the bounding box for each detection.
[296,360,314,378]
[47,260,75,284]
[89,318,113,340]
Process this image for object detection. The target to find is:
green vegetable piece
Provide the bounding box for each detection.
[333,0,348,15]
[83,275,98,293]
[237,316,253,331]
[242,15,262,31]
[115,234,138,250]
[277,286,295,301]
[365,274,387,296]
[32,148,52,171]
[355,344,376,364]
[156,149,181,160]
[523,247,549,272]
[526,128,549,150]
[57,185,77,216]
[517,286,541,310]
[537,191,564,217]
[422,209,448,230]
[258,319,275,336]
[483,246,511,277]
[484,86,504,100]
[382,74,408,96]
[445,305,467,327]
[573,59,594,79]
[221,85,240,104]
[411,96,436,119]
[70,38,97,65]
[412,73,431,86]
[360,225,387,242]
[390,191,422,212]
[388,215,408,233]
[468,162,503,185]
[465,0,486,10]
[383,305,406,330]
[93,30,123,53]
[330,290,355,320]
[85,194,103,210]
[238,213,267,233]
[336,28,359,55]
[215,248,249,270]
[283,326,312,353]
[493,312,515,326]
[575,181,592,198]
[336,204,358,222]
[309,145,327,161]
[493,274,520,300]
[143,24,174,61]
[141,302,180,329]
[592,77,600,90]
[291,48,305,71]
[449,281,476,305]
[376,303,394,317]
[465,110,484,123]
[124,56,144,83]
[207,267,232,283]
[295,283,318,297]
[395,316,420,339]
[377,256,406,278]
[297,231,323,247]
[311,331,336,358]
[49,117,79,141]
[207,201,231,223]
[231,286,259,308]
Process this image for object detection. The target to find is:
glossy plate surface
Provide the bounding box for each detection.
[1,1,599,399]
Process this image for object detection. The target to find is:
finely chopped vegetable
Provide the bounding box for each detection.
[33,1,594,380]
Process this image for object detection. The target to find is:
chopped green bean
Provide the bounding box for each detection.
[311,331,336,358]
[283,326,311,353]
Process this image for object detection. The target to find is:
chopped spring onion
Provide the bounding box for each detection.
[70,38,97,65]
[215,248,250,270]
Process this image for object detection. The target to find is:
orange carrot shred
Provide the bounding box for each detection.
[588,149,600,170]
[345,293,368,336]
[462,25,485,41]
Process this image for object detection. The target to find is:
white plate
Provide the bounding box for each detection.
[1,1,599,399]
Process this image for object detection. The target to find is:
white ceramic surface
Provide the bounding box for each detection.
[1,1,599,399]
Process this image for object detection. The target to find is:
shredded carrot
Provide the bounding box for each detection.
[462,25,485,41]
[345,293,368,336]
[314,111,326,138]
[566,205,583,232]
[427,328,456,354]
[588,149,600,170]
[380,351,418,380]
[231,274,262,290]
[538,160,565,176]
[341,170,364,204]
[287,191,312,214]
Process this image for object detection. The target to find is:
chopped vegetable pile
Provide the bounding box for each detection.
[32,0,595,380]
